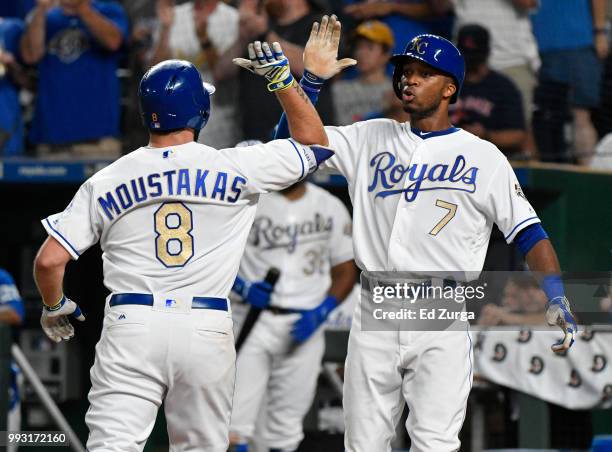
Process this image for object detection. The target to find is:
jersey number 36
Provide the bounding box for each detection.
[154,202,194,267]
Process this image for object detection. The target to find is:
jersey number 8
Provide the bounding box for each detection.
[154,202,194,267]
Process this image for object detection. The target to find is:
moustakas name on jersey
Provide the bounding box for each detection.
[42,140,318,302]
[324,120,538,272]
[239,183,353,309]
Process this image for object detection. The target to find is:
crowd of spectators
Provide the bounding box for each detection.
[0,0,611,168]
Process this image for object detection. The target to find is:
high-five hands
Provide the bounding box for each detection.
[233,41,295,92]
[303,14,356,80]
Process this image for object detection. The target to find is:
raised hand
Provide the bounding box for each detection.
[303,15,356,80]
[233,41,295,92]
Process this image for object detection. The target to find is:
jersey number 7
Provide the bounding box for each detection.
[154,202,195,267]
[429,199,457,236]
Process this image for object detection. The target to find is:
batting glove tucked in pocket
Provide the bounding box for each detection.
[40,295,85,343]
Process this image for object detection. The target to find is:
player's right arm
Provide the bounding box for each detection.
[34,180,101,341]
[272,15,360,179]
[222,139,331,193]
[233,40,328,146]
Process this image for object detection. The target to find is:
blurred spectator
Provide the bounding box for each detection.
[20,0,128,160]
[531,0,609,164]
[216,0,336,142]
[332,20,393,125]
[0,17,27,156]
[0,268,25,451]
[451,0,539,156]
[148,0,240,149]
[478,276,547,326]
[343,0,452,57]
[450,24,526,157]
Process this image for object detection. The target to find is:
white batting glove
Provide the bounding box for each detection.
[545,296,578,354]
[303,14,356,81]
[40,295,85,343]
[233,41,295,92]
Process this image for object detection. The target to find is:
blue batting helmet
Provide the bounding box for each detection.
[390,34,465,103]
[139,60,215,133]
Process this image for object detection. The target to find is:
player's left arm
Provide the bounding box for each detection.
[486,157,577,354]
[516,228,577,354]
[34,237,86,343]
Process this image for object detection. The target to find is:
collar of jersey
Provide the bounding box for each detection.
[410,125,461,139]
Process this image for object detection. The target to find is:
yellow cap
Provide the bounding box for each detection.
[355,20,395,49]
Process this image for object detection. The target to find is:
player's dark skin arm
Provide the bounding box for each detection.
[33,237,72,308]
[525,239,561,275]
[275,83,329,146]
[328,260,358,303]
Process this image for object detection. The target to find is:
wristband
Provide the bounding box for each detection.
[542,275,565,301]
[45,294,65,311]
[301,69,325,91]
[233,276,248,298]
[268,75,295,92]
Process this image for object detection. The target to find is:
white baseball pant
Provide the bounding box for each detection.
[230,311,325,451]
[86,296,235,452]
[343,295,473,452]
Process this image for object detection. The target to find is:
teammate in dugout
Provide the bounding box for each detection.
[229,141,357,451]
[252,24,578,451]
[31,41,337,450]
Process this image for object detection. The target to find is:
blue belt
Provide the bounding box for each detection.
[109,293,228,311]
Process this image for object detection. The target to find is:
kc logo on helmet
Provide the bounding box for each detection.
[410,37,429,55]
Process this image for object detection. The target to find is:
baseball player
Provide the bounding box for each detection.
[0,268,25,452]
[229,166,357,452]
[269,29,578,451]
[32,50,334,450]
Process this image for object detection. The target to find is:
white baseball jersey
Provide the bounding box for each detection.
[324,119,539,273]
[238,182,353,309]
[42,139,318,301]
[324,119,539,452]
